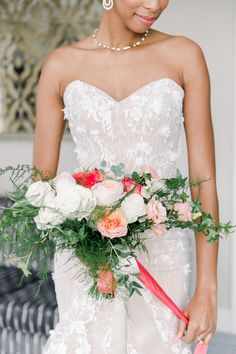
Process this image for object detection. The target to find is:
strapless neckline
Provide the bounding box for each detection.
[63,77,184,104]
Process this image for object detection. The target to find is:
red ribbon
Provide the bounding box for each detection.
[135,259,208,354]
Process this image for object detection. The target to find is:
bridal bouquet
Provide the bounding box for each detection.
[0,161,234,300]
[2,161,233,354]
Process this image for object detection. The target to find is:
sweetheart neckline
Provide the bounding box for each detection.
[63,77,185,104]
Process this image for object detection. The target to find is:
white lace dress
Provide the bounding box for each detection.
[42,78,193,354]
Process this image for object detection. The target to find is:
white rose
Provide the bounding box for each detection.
[54,171,76,194]
[140,186,151,199]
[55,183,96,220]
[121,194,147,223]
[141,178,165,198]
[151,178,165,191]
[25,181,55,207]
[34,200,65,230]
[91,179,124,206]
[78,187,97,219]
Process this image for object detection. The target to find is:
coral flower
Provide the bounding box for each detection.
[122,177,142,195]
[73,169,104,188]
[97,265,116,294]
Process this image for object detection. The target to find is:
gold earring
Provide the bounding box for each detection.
[103,0,113,10]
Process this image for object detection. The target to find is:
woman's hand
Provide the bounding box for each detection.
[175,288,217,345]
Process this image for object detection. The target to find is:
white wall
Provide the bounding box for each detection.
[0,0,235,334]
[231,0,236,334]
[0,134,77,194]
[155,0,235,333]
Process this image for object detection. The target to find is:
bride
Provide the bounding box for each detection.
[33,0,218,353]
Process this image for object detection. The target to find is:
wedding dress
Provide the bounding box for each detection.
[42,78,193,354]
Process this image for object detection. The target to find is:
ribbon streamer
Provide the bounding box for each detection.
[135,258,209,354]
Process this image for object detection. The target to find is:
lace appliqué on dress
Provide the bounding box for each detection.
[62,78,185,178]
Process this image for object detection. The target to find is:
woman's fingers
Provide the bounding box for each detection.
[181,319,210,344]
[203,333,213,344]
[181,321,198,343]
[182,321,215,344]
[174,319,188,343]
[194,328,215,345]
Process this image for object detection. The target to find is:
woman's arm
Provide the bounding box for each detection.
[33,49,66,178]
[175,38,219,345]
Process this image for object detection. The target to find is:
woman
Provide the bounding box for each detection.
[34,0,218,353]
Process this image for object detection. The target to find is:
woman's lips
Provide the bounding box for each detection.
[134,14,156,26]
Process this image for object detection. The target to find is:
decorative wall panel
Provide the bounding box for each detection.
[0,0,101,133]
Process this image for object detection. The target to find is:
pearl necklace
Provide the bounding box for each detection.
[92,28,149,51]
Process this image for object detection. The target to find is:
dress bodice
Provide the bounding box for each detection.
[62,78,185,178]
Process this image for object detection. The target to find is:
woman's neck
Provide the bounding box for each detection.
[97,11,144,48]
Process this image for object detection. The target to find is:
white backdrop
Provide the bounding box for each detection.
[0,0,235,333]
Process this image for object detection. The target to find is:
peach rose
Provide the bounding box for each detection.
[96,208,128,238]
[174,202,192,222]
[147,196,167,224]
[97,265,116,294]
[91,179,124,206]
[151,223,167,237]
[122,177,142,195]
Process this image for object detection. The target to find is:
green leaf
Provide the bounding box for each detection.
[117,275,125,285]
[113,243,126,251]
[131,171,140,182]
[124,274,129,282]
[207,229,218,242]
[100,160,107,167]
[129,287,135,297]
[134,288,142,296]
[119,251,132,258]
[176,169,182,179]
[77,225,87,241]
[111,165,124,177]
[132,281,143,289]
[18,262,32,277]
[130,272,141,276]
[128,282,134,292]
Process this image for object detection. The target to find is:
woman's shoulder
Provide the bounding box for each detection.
[151,29,204,56]
[39,42,87,92]
[41,43,83,71]
[151,29,206,79]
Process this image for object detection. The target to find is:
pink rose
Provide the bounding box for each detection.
[97,209,128,238]
[139,166,159,178]
[151,223,167,237]
[174,202,192,222]
[91,179,124,206]
[147,196,167,224]
[122,177,142,195]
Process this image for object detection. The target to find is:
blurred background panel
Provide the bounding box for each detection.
[0,0,101,134]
